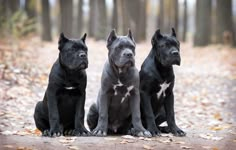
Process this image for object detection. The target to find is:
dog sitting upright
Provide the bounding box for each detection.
[34,33,90,137]
[140,28,186,137]
[87,30,151,137]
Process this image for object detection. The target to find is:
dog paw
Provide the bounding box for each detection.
[64,130,74,136]
[49,129,62,137]
[72,128,91,136]
[129,128,152,137]
[92,128,107,136]
[147,127,161,137]
[42,129,50,136]
[171,127,186,137]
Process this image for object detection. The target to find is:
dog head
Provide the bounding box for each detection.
[107,29,136,69]
[58,33,88,70]
[151,28,181,66]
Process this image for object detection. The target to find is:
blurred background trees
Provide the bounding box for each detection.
[0,0,235,47]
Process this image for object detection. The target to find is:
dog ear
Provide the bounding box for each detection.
[81,33,87,44]
[127,29,135,43]
[107,29,117,47]
[58,33,69,51]
[171,28,176,37]
[151,29,163,45]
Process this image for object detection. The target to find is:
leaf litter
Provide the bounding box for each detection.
[0,38,236,148]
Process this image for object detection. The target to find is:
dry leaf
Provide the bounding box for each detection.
[1,130,17,135]
[68,146,80,150]
[104,137,117,141]
[3,145,14,148]
[212,148,219,150]
[143,145,154,150]
[121,135,136,139]
[213,113,223,121]
[174,141,185,144]
[180,146,192,149]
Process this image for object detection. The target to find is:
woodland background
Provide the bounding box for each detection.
[0,0,236,150]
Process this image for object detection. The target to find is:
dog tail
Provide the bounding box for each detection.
[87,103,98,131]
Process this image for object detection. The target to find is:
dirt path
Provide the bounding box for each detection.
[0,37,236,150]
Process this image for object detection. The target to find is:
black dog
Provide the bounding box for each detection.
[87,30,151,137]
[140,28,186,137]
[34,33,90,137]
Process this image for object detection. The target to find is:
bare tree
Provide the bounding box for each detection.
[76,0,84,37]
[215,0,234,46]
[41,0,52,41]
[89,0,95,37]
[25,0,37,19]
[112,0,118,31]
[182,0,187,42]
[94,0,107,40]
[194,0,212,46]
[59,0,73,37]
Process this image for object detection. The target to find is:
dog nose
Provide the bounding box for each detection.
[171,51,179,56]
[124,52,133,58]
[79,53,86,58]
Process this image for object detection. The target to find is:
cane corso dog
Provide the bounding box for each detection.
[34,33,90,137]
[140,28,186,137]
[87,29,151,137]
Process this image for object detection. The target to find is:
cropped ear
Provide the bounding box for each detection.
[171,28,176,37]
[107,29,117,47]
[151,29,163,45]
[81,33,87,43]
[127,28,135,43]
[58,33,68,51]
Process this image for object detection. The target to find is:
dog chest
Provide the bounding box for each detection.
[113,79,134,103]
[156,81,170,99]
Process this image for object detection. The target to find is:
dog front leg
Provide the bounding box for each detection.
[47,84,62,137]
[130,88,151,137]
[92,90,109,136]
[164,92,186,136]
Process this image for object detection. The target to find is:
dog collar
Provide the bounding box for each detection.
[64,86,77,90]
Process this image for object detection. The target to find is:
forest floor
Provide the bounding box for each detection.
[0,36,236,150]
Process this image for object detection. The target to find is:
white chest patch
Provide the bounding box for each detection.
[113,80,134,103]
[121,85,134,103]
[113,80,123,95]
[157,81,170,99]
[64,86,76,90]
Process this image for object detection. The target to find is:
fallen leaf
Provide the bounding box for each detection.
[180,146,192,149]
[213,113,223,121]
[199,134,223,141]
[17,146,33,150]
[120,139,135,144]
[212,148,219,150]
[3,145,14,148]
[202,146,211,149]
[121,135,136,139]
[174,141,185,144]
[68,146,80,150]
[143,145,154,150]
[104,137,117,141]
[1,130,17,135]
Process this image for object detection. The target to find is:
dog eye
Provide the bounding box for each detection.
[158,44,165,48]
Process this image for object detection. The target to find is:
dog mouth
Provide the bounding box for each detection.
[78,62,88,69]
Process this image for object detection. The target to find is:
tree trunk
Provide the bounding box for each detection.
[194,0,212,46]
[89,0,95,37]
[158,0,164,30]
[137,0,147,42]
[76,0,84,37]
[94,0,107,40]
[182,0,187,42]
[112,0,118,31]
[59,0,73,37]
[215,0,234,46]
[25,0,37,19]
[41,0,52,41]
